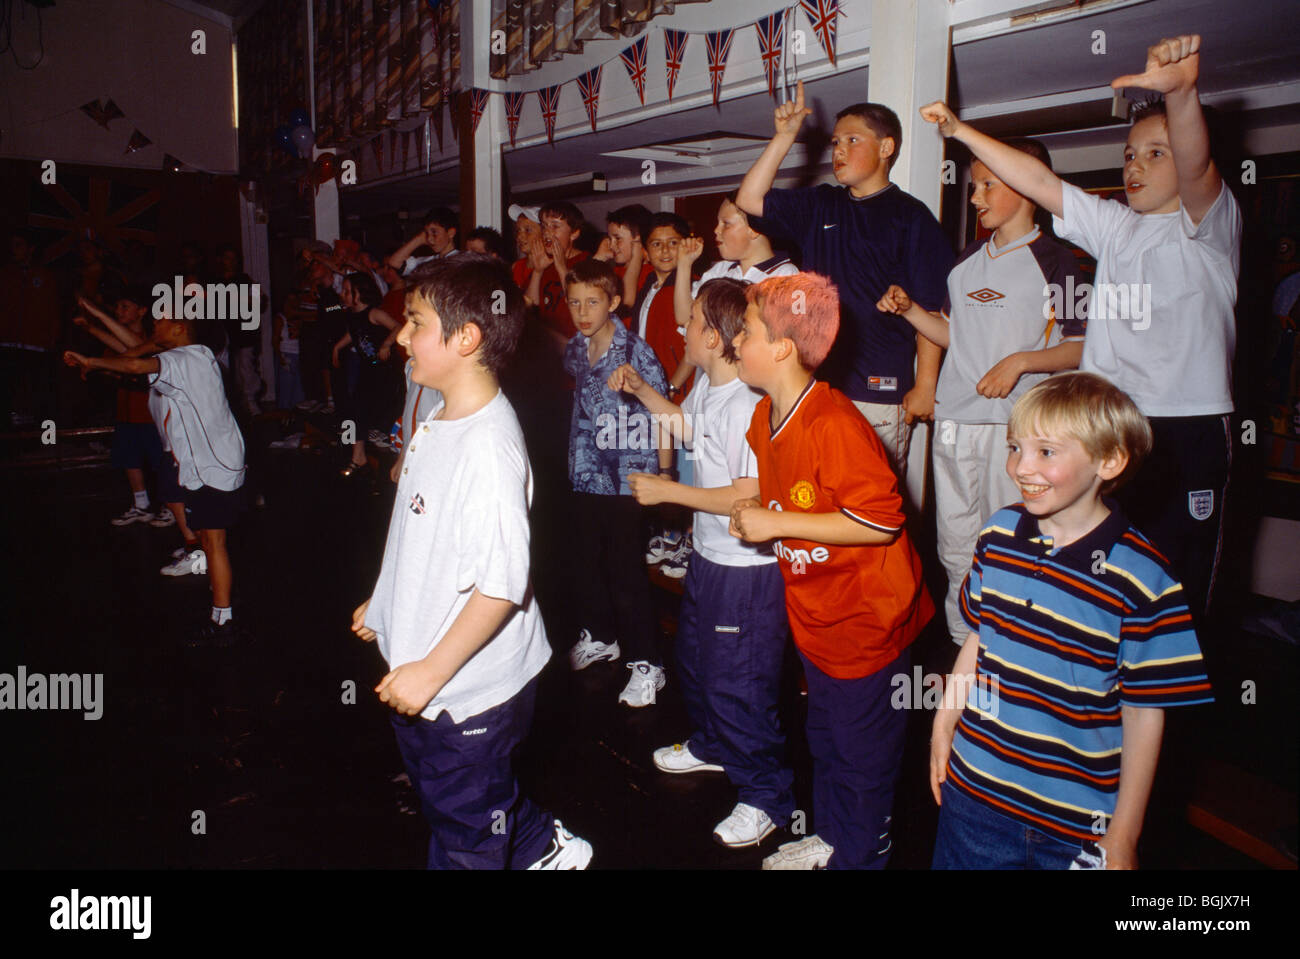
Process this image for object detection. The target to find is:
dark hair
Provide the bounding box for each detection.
[607,204,653,242]
[1129,97,1167,126]
[406,253,524,375]
[116,285,151,310]
[834,102,904,170]
[422,206,459,235]
[344,271,382,309]
[1004,137,1052,172]
[215,242,240,262]
[466,226,507,260]
[539,201,584,232]
[695,277,749,363]
[647,212,690,238]
[564,257,620,301]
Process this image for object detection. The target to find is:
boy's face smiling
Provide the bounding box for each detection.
[970,160,1026,235]
[1123,115,1180,215]
[398,292,458,388]
[606,222,636,265]
[1006,426,1125,540]
[567,282,616,339]
[830,115,893,194]
[645,226,682,276]
[423,223,455,254]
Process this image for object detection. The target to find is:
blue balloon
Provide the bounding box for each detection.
[289,108,311,129]
[273,124,293,154]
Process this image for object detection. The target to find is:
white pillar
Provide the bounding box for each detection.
[464,0,502,229]
[869,0,953,512]
[238,184,273,405]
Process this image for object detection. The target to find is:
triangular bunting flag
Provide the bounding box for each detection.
[664,29,688,102]
[799,0,840,67]
[536,84,562,144]
[125,129,152,154]
[619,37,647,106]
[755,13,786,99]
[705,29,735,107]
[469,87,491,135]
[81,100,109,130]
[504,90,525,148]
[162,154,183,173]
[576,66,602,133]
[101,99,125,126]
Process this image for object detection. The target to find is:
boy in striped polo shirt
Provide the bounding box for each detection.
[930,372,1212,869]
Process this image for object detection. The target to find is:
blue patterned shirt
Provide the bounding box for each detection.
[563,319,667,495]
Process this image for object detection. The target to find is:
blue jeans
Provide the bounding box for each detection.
[275,354,304,410]
[932,779,1080,869]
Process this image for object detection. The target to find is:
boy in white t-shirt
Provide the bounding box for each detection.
[351,254,591,870]
[65,315,249,646]
[877,139,1086,644]
[921,34,1242,623]
[610,277,794,849]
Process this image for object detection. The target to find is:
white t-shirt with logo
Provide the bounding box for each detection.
[148,344,246,491]
[1053,181,1241,417]
[681,370,775,568]
[364,390,550,724]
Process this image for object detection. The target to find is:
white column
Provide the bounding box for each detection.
[238,183,273,405]
[463,0,503,229]
[869,0,953,512]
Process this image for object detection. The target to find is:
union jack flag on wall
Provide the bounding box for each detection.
[663,28,688,102]
[576,65,603,132]
[619,36,647,105]
[705,29,735,107]
[755,12,786,99]
[799,0,841,67]
[468,87,490,135]
[504,90,525,147]
[537,84,563,144]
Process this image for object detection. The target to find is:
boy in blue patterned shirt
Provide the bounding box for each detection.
[930,372,1212,870]
[562,258,672,707]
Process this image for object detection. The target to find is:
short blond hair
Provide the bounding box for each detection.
[1007,372,1152,493]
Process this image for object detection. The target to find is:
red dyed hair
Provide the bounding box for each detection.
[746,272,840,370]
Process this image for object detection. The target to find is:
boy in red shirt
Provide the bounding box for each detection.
[730,273,933,869]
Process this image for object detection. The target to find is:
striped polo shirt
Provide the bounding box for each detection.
[949,504,1212,844]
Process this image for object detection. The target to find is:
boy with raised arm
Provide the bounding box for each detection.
[919,34,1242,623]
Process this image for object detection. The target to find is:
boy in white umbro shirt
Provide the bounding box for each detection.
[878,139,1086,645]
[351,254,591,870]
[610,277,794,850]
[921,35,1242,627]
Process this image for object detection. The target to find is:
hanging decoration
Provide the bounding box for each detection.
[663,28,689,102]
[576,66,602,133]
[124,129,152,154]
[704,29,735,108]
[536,85,562,145]
[755,12,786,99]
[468,87,490,135]
[619,36,647,106]
[504,90,525,148]
[799,0,841,68]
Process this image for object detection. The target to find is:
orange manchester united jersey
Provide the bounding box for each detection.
[746,380,933,678]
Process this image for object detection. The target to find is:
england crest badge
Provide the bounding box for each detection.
[1188,490,1213,521]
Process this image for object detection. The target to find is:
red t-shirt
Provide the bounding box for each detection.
[537,252,588,340]
[746,380,932,679]
[511,257,531,292]
[613,261,654,327]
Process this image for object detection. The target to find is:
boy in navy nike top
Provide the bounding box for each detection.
[737,81,954,493]
[930,373,1211,869]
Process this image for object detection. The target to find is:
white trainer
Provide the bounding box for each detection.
[149,509,176,528]
[526,819,593,870]
[761,834,834,870]
[161,548,206,577]
[618,661,666,707]
[568,629,620,671]
[714,803,776,848]
[653,741,724,775]
[644,532,682,564]
[111,506,154,527]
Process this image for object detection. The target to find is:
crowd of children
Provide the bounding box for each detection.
[56,33,1241,870]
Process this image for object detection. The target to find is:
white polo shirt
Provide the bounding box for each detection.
[402,248,458,276]
[1054,181,1241,417]
[682,370,774,567]
[364,390,551,724]
[689,253,798,299]
[148,345,246,491]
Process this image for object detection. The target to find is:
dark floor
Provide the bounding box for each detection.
[0,401,1293,871]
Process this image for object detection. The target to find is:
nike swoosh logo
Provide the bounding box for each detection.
[822,223,836,229]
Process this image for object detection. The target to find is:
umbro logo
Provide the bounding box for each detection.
[967,288,1005,303]
[409,493,426,514]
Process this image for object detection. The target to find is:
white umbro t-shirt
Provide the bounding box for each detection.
[148,345,246,491]
[1053,181,1241,417]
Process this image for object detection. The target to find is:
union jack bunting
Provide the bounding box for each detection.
[755,12,786,99]
[576,65,603,132]
[504,90,525,147]
[619,36,648,105]
[537,84,563,144]
[799,0,840,67]
[468,87,490,135]
[705,29,735,107]
[663,28,688,102]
